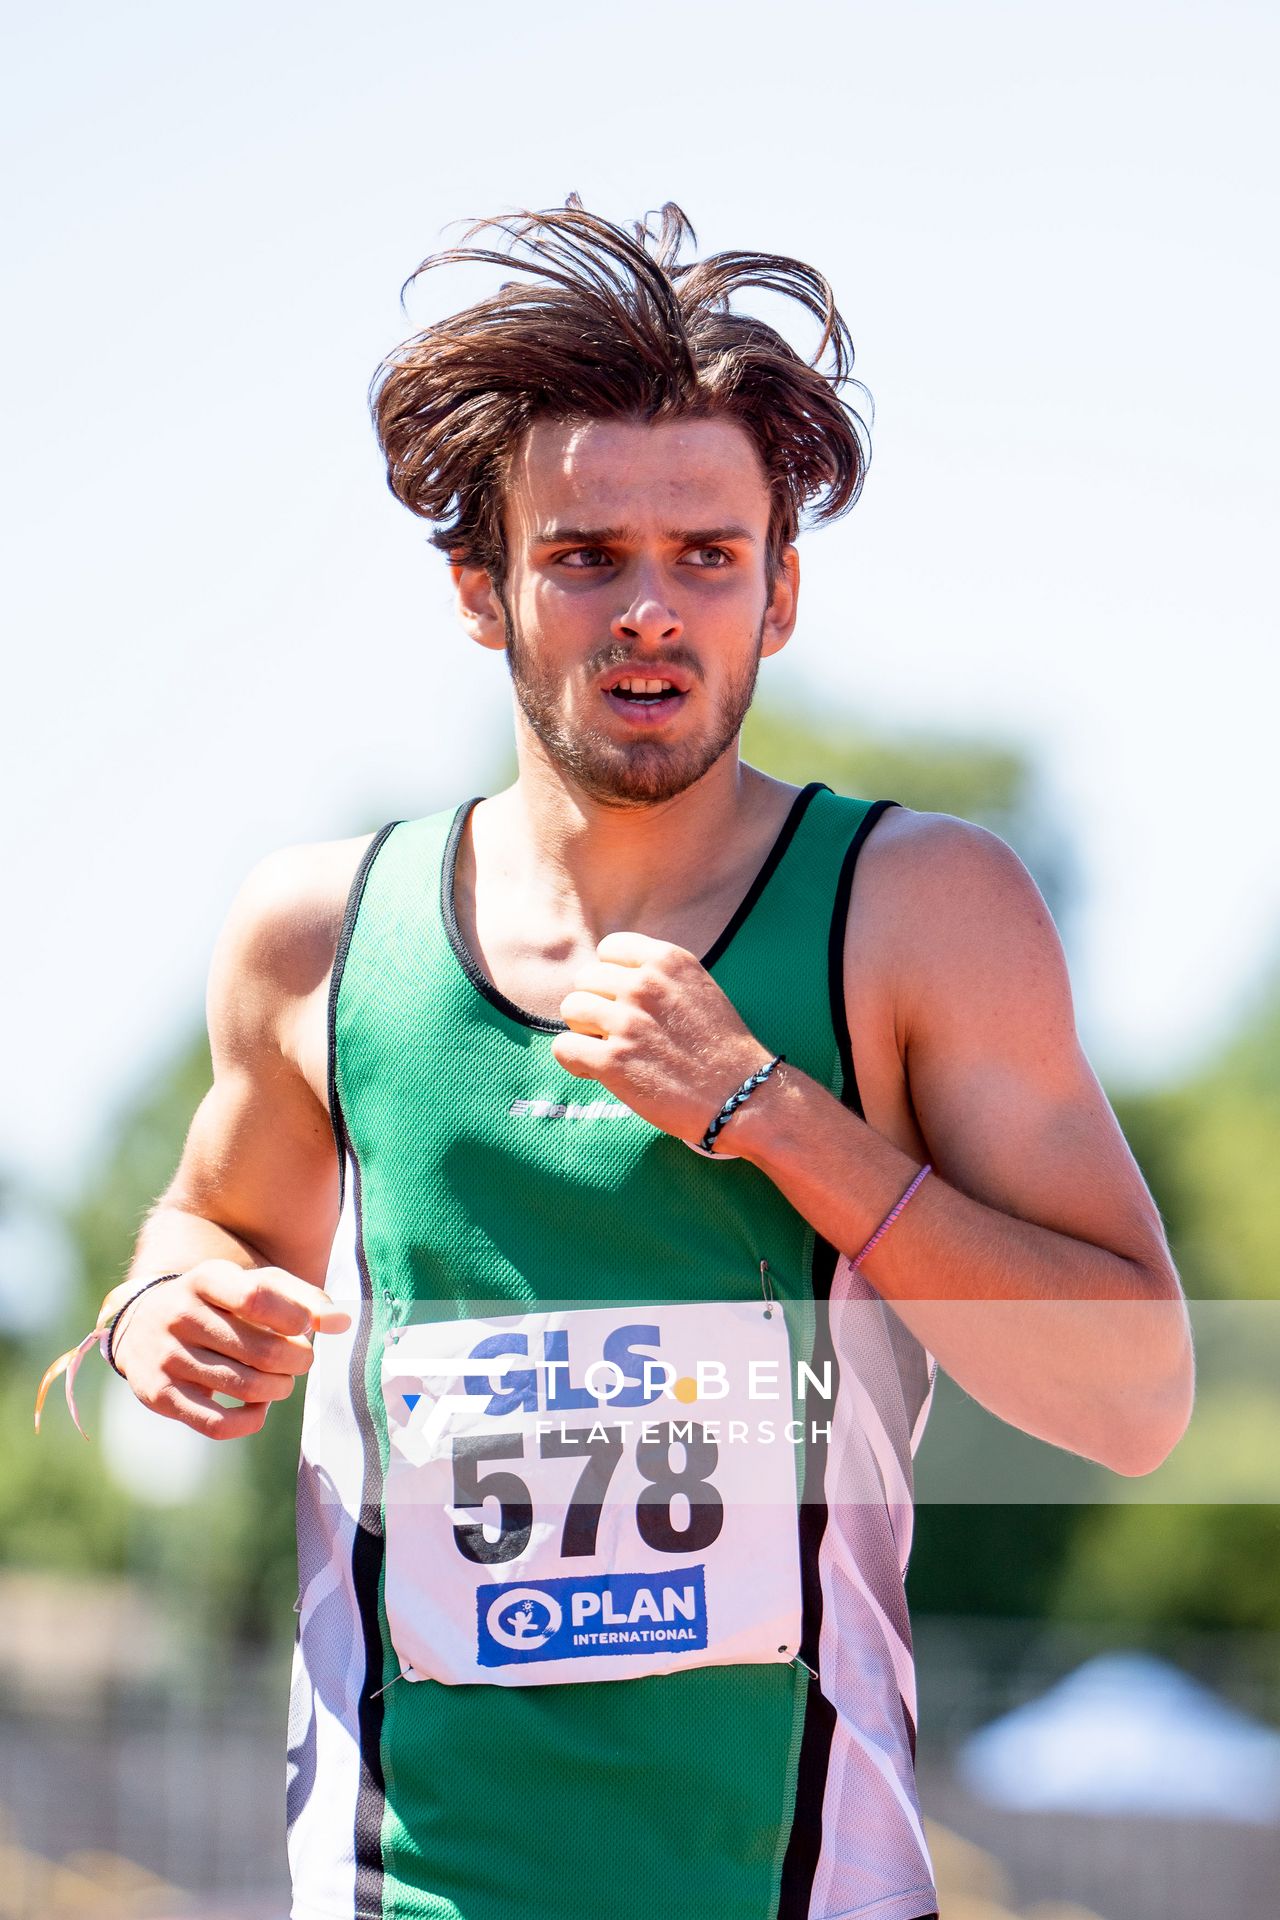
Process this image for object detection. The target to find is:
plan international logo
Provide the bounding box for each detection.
[477,1568,709,1667]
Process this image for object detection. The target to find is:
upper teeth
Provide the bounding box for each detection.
[616,678,674,693]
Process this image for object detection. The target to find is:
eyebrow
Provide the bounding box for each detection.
[532,524,756,548]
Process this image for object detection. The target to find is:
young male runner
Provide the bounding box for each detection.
[99,203,1192,1920]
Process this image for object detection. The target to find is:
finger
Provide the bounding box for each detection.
[595,930,686,968]
[173,1303,316,1377]
[168,1347,298,1405]
[153,1378,270,1442]
[559,990,625,1038]
[565,961,630,1000]
[549,1030,613,1080]
[194,1264,352,1337]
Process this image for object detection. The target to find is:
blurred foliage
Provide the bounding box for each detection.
[2,1029,305,1659]
[1111,975,1280,1303]
[6,699,1278,1653]
[742,699,1075,931]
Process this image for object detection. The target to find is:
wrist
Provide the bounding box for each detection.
[107,1271,183,1376]
[695,1052,784,1156]
[714,1057,806,1167]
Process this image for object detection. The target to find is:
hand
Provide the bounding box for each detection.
[112,1260,352,1440]
[551,931,773,1144]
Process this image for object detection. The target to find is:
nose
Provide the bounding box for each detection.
[611,563,683,648]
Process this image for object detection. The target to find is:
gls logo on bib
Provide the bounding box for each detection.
[478,1568,708,1667]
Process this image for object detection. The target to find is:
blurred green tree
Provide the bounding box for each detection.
[741,702,1074,928]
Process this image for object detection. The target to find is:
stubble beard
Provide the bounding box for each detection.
[504,614,766,808]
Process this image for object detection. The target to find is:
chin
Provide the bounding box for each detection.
[539,728,719,806]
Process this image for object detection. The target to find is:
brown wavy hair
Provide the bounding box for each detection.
[370,197,871,591]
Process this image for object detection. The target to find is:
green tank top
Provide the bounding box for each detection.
[287,781,938,1920]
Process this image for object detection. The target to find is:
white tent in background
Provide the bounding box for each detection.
[957,1651,1280,1822]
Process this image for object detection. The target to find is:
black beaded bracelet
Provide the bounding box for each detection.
[106,1272,182,1377]
[698,1055,784,1155]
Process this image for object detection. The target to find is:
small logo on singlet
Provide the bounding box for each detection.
[477,1568,708,1667]
[509,1098,631,1120]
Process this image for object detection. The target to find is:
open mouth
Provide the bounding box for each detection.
[600,671,692,722]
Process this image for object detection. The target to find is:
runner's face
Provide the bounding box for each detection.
[473,416,797,806]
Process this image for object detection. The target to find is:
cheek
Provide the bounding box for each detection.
[520,579,605,668]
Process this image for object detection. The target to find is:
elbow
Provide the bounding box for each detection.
[1104,1295,1197,1478]
[1106,1409,1192,1478]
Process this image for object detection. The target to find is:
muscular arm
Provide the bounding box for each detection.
[553,810,1194,1477]
[732,813,1195,1474]
[112,839,366,1437]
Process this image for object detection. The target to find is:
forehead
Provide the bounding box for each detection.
[504,415,772,540]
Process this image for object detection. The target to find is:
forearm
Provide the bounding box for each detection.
[127,1205,269,1285]
[728,1067,1194,1475]
[110,1206,271,1341]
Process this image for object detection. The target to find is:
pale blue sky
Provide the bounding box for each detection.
[3,0,1278,1199]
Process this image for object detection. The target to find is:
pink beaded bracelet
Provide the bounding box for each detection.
[850,1163,932,1271]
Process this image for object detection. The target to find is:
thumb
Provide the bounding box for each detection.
[309,1291,353,1334]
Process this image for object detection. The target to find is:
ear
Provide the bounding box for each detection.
[450,558,508,653]
[760,544,799,659]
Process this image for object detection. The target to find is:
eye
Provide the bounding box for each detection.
[686,546,732,567]
[556,547,613,569]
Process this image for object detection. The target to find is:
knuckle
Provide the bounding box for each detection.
[234,1324,268,1362]
[242,1281,271,1321]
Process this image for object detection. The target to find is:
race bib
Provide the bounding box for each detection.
[381,1302,805,1687]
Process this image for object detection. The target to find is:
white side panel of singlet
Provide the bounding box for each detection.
[809,1256,940,1920]
[287,1167,369,1920]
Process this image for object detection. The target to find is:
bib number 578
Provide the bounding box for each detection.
[452,1424,724,1566]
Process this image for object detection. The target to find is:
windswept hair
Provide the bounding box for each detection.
[370,197,871,587]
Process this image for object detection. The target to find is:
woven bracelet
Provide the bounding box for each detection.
[697,1054,785,1155]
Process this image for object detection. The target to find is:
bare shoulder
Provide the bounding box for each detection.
[847,805,1073,1056]
[855,804,1055,934]
[207,832,376,1062]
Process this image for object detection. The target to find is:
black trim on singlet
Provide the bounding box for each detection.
[347,1146,388,1917]
[441,800,564,1035]
[439,781,828,1034]
[826,798,899,1119]
[776,796,899,1920]
[327,821,403,1206]
[320,821,402,1908]
[700,781,826,968]
[777,1228,840,1920]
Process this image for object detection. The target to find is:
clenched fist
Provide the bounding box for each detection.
[113,1261,351,1440]
[551,931,777,1147]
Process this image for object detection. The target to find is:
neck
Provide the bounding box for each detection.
[477,720,785,938]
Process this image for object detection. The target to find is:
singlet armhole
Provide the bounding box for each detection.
[826,798,900,1118]
[326,821,402,1208]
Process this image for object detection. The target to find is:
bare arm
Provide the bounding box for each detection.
[111,838,368,1438]
[731,813,1195,1474]
[552,812,1194,1477]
